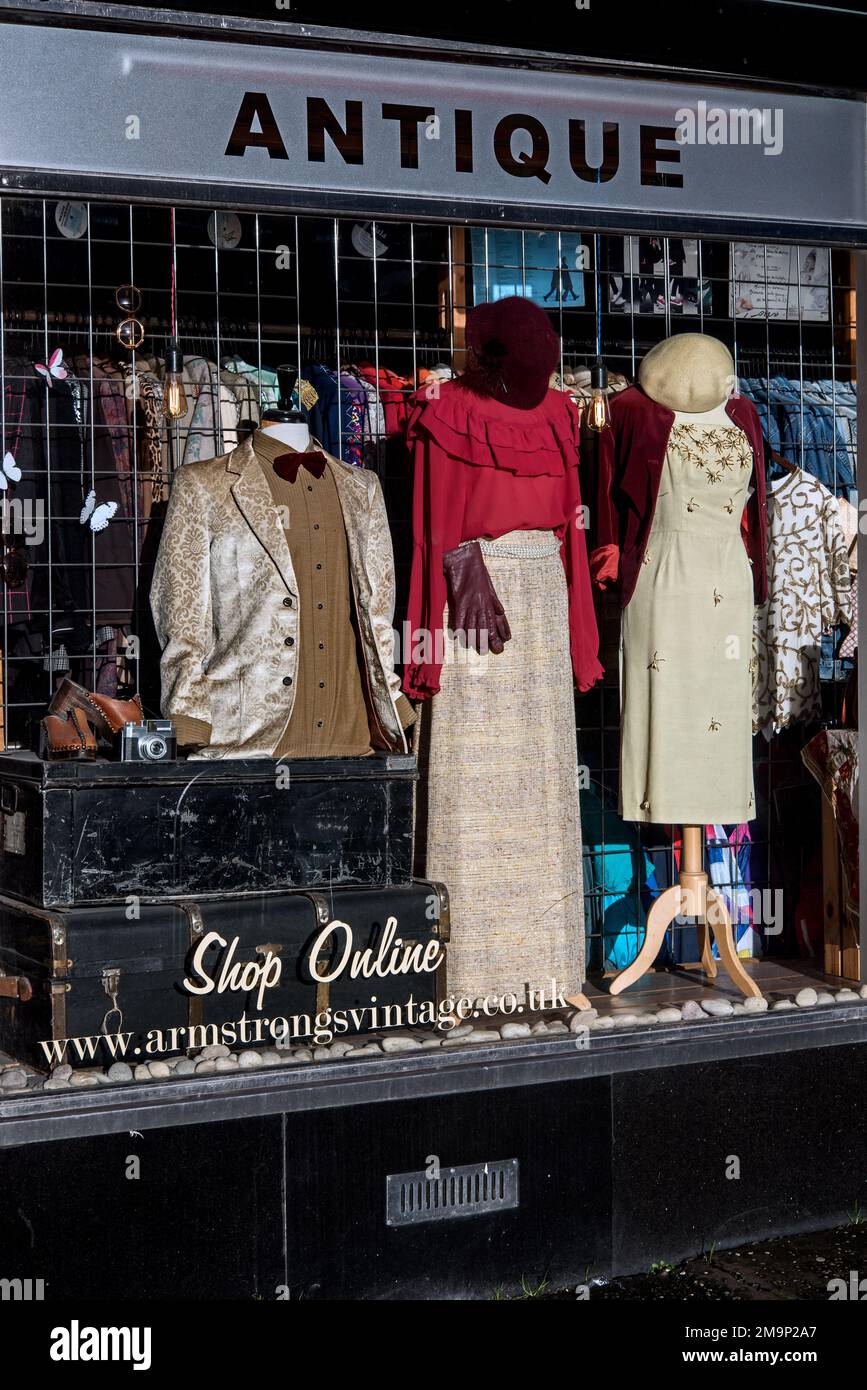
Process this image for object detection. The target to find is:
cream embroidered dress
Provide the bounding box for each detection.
[620,407,756,823]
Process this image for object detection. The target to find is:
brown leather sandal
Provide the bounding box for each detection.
[39,709,97,761]
[48,678,143,744]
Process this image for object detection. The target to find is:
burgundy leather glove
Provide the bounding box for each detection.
[443,541,512,655]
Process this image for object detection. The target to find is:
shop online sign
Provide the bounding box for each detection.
[0,23,864,227]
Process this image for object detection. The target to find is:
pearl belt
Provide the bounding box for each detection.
[479,535,561,560]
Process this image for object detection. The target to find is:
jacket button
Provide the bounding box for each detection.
[284,636,294,647]
[283,676,293,686]
[283,597,293,607]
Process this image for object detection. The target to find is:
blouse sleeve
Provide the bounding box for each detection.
[588,417,621,588]
[402,425,466,700]
[819,492,853,631]
[557,466,604,691]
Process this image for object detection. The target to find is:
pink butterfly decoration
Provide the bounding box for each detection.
[34,348,68,386]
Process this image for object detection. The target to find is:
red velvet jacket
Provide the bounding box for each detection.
[590,386,768,606]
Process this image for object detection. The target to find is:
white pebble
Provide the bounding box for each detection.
[499,1021,532,1039]
[795,987,818,1008]
[381,1036,424,1053]
[681,1001,705,1021]
[741,995,768,1012]
[701,998,734,1018]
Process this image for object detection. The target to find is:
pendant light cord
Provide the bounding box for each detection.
[170,207,177,340]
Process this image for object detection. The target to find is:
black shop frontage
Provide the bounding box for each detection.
[0,0,865,1307]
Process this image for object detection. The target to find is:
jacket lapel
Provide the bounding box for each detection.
[327,452,371,592]
[226,436,296,594]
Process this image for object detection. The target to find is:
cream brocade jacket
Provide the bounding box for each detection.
[150,436,408,758]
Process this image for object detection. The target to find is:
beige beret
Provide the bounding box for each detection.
[639,333,736,413]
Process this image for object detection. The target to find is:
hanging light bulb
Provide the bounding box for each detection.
[585,355,610,433]
[163,340,187,421]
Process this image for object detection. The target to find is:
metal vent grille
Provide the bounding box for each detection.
[386,1159,519,1226]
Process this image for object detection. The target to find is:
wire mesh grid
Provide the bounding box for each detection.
[0,199,856,970]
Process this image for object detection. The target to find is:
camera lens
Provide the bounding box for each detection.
[142,737,167,760]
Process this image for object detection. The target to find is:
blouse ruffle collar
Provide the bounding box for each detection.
[407,381,580,477]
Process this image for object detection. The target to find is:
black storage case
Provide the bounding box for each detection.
[0,881,449,1071]
[0,750,417,907]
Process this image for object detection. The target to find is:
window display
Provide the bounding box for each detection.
[0,205,860,1094]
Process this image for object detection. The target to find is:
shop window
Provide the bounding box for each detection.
[0,203,859,1100]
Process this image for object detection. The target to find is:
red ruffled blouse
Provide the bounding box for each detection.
[402,381,603,700]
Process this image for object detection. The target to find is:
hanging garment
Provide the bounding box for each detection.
[220,369,261,443]
[840,589,858,659]
[302,363,366,466]
[119,363,167,509]
[178,356,242,465]
[802,727,859,934]
[753,467,852,736]
[72,354,138,629]
[353,362,411,437]
[618,416,757,823]
[738,377,855,488]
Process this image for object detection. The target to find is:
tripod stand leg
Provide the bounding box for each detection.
[706,888,762,999]
[610,885,681,995]
[697,917,717,978]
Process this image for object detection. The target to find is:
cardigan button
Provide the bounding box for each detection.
[283,597,293,607]
[283,676,293,686]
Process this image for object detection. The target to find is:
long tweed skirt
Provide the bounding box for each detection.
[418,530,584,1006]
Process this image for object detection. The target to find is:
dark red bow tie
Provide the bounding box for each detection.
[272,450,328,483]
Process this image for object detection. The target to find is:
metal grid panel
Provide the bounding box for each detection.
[0,199,856,967]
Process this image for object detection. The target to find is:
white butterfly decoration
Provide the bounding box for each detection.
[0,452,22,491]
[79,490,118,532]
[34,348,68,386]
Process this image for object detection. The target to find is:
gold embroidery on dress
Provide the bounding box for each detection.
[708,717,721,732]
[648,651,665,672]
[669,423,752,484]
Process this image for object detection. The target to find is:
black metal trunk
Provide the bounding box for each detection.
[0,881,448,1071]
[0,750,416,907]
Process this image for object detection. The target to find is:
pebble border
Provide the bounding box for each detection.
[0,985,865,1095]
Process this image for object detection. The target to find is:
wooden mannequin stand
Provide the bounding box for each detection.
[609,825,762,999]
